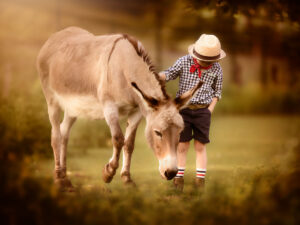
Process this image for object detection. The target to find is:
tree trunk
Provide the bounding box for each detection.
[231,54,243,86]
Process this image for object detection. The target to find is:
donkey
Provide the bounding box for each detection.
[36,27,203,190]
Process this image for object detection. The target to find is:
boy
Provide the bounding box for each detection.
[159,34,226,191]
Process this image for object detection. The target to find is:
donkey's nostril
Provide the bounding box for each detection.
[165,169,178,180]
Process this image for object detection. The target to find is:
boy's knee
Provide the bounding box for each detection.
[194,140,206,151]
[177,142,189,153]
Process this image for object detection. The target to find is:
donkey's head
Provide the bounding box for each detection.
[131,81,203,180]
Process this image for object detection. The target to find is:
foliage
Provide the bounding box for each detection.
[0,94,52,160]
[184,0,300,22]
[217,85,300,114]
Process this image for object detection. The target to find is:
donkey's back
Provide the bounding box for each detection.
[37,27,124,119]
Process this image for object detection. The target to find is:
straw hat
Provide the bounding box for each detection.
[188,34,226,62]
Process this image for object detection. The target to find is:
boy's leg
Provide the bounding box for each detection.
[173,141,189,191]
[194,140,207,170]
[174,109,193,191]
[194,140,207,190]
[192,108,211,191]
[177,142,190,168]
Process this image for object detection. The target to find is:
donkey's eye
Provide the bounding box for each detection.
[154,130,162,138]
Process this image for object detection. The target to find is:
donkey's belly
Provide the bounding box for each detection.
[55,93,104,119]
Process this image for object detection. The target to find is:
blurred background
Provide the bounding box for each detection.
[0,0,300,225]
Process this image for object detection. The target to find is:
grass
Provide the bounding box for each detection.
[21,115,299,225]
[1,101,299,225]
[34,115,299,187]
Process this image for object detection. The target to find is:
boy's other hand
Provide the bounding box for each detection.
[208,97,218,113]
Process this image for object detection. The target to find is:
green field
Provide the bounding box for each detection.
[34,115,299,187]
[24,115,299,225]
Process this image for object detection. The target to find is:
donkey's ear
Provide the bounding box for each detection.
[174,81,204,110]
[131,82,159,110]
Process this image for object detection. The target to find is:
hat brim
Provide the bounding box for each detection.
[188,44,226,62]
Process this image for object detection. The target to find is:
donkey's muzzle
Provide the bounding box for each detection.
[164,169,178,180]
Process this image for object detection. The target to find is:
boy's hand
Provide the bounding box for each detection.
[208,97,218,113]
[158,72,166,81]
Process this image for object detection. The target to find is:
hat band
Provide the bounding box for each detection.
[193,48,220,60]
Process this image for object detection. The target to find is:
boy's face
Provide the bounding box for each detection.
[196,59,216,67]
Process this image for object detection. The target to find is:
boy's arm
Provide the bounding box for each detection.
[159,57,183,82]
[209,65,223,113]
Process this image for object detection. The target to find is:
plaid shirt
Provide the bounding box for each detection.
[164,55,223,105]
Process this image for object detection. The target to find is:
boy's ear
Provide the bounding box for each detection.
[174,81,204,110]
[131,82,159,110]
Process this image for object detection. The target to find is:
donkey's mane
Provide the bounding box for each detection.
[122,34,170,100]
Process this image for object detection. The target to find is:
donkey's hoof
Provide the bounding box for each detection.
[60,168,67,179]
[55,177,75,192]
[121,173,136,187]
[54,169,66,180]
[102,163,116,183]
[124,179,136,188]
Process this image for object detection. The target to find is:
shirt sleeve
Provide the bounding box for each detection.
[212,65,223,100]
[164,57,183,81]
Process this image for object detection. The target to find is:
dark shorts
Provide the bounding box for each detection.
[179,108,211,144]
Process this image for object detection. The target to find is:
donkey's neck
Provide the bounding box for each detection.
[129,67,165,99]
[113,40,167,114]
[108,38,169,117]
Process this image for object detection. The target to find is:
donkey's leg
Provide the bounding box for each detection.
[120,110,142,185]
[102,102,124,183]
[47,101,63,180]
[60,112,76,179]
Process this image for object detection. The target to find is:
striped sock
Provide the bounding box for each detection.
[196,168,206,179]
[175,167,185,178]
